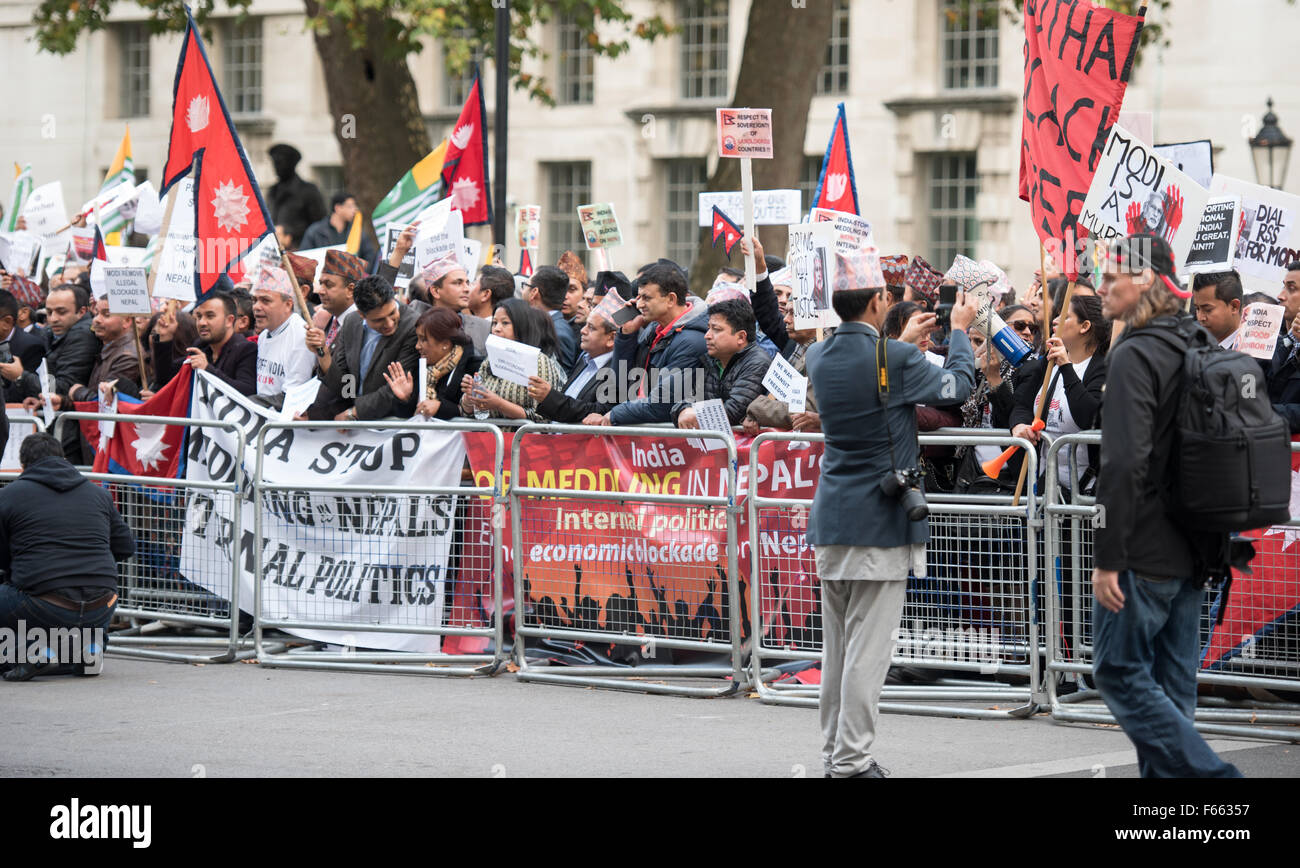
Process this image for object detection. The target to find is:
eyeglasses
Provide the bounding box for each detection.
[1009,320,1037,334]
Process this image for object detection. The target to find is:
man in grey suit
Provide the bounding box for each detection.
[304,275,419,421]
[806,253,978,779]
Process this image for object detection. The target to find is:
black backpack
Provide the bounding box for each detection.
[1150,317,1292,532]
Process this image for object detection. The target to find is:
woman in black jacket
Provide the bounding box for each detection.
[1011,293,1111,497]
[382,307,482,420]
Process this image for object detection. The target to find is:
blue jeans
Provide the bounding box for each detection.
[1092,570,1242,778]
[0,584,115,671]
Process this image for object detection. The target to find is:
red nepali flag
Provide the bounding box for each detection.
[811,102,859,216]
[76,366,195,479]
[160,13,273,298]
[710,205,744,256]
[1019,0,1144,279]
[440,65,492,227]
[1203,438,1300,669]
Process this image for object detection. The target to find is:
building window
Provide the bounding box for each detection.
[223,17,262,115]
[557,14,594,105]
[663,159,708,269]
[941,0,999,91]
[817,0,850,96]
[442,32,479,109]
[119,24,151,118]
[679,0,729,100]
[927,153,980,269]
[545,162,591,266]
[799,154,823,213]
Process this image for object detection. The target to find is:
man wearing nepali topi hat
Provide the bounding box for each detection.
[306,249,363,349]
[252,264,317,405]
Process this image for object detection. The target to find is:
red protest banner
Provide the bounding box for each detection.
[1018,0,1144,276]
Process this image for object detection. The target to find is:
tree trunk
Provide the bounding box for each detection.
[304,0,431,239]
[687,0,834,296]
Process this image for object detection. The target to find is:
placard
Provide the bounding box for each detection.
[1079,123,1211,269]
[21,181,71,249]
[279,377,322,420]
[688,398,734,452]
[717,108,774,159]
[698,190,801,227]
[1238,302,1286,361]
[485,333,541,387]
[810,207,875,256]
[414,205,465,271]
[761,353,808,413]
[1154,139,1214,190]
[153,178,198,302]
[1209,174,1300,294]
[577,203,623,249]
[789,222,839,330]
[383,224,416,288]
[1185,195,1242,274]
[0,231,41,277]
[132,181,164,235]
[460,237,483,273]
[104,266,152,315]
[515,204,541,248]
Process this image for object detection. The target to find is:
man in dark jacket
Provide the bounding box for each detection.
[597,263,708,426]
[267,144,326,249]
[1267,261,1300,430]
[525,266,578,372]
[1092,233,1242,778]
[806,252,977,778]
[155,292,258,396]
[673,297,769,427]
[300,191,378,269]
[23,284,100,461]
[529,309,617,423]
[0,432,135,680]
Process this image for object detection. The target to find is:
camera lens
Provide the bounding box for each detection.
[901,487,929,522]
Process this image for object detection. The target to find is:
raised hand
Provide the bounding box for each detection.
[383,361,413,402]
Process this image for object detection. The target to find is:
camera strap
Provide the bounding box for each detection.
[875,334,903,473]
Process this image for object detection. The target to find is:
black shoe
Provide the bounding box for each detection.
[2,662,82,682]
[849,760,890,779]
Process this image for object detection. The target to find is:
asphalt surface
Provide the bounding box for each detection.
[3,655,1298,778]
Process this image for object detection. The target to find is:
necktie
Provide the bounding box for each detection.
[326,317,340,346]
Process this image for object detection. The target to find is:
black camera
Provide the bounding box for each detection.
[880,468,929,521]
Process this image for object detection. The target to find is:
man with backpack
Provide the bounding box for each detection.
[1093,234,1291,778]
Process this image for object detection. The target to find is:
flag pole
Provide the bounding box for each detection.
[1013,240,1069,506]
[146,183,180,298]
[492,0,510,249]
[741,157,757,296]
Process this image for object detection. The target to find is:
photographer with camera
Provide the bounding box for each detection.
[806,251,978,779]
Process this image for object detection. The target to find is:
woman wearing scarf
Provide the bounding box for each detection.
[382,307,482,420]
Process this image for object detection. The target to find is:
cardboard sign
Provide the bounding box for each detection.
[485,334,541,387]
[37,360,55,428]
[1209,174,1300,294]
[516,204,541,248]
[383,224,416,288]
[279,377,322,420]
[1079,124,1210,269]
[810,207,875,256]
[761,353,808,414]
[789,221,839,330]
[1238,303,1286,360]
[153,185,199,301]
[21,182,71,248]
[460,238,483,273]
[698,190,801,228]
[688,398,735,452]
[577,203,622,249]
[414,204,465,271]
[104,266,152,316]
[132,181,164,235]
[717,108,774,159]
[0,231,41,277]
[1185,195,1242,274]
[1154,140,1214,190]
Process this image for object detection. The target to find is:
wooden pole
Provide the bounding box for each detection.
[146,186,180,297]
[132,317,149,391]
[1013,241,1056,506]
[281,251,324,357]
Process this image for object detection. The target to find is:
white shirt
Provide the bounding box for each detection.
[256,315,316,397]
[1046,355,1093,488]
[564,350,613,398]
[1220,328,1240,351]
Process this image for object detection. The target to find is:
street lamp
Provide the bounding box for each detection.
[1249,98,1292,190]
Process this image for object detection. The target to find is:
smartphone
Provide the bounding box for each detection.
[935,284,958,334]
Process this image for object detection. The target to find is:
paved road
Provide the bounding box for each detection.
[2,657,1297,777]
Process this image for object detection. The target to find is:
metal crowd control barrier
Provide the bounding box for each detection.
[53,412,252,663]
[1044,432,1300,743]
[253,419,507,676]
[749,429,1045,720]
[510,423,746,696]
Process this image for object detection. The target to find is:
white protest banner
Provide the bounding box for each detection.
[516,204,541,248]
[1185,195,1242,274]
[0,415,43,471]
[789,221,839,330]
[81,179,136,217]
[23,182,71,249]
[1209,174,1300,294]
[688,398,734,452]
[132,181,164,235]
[183,371,466,652]
[1238,303,1286,360]
[576,203,623,249]
[698,190,801,227]
[761,353,808,414]
[279,377,322,420]
[1155,140,1214,190]
[414,205,465,270]
[460,237,482,273]
[294,245,346,282]
[153,178,198,302]
[382,224,415,288]
[1079,123,1211,269]
[37,360,55,428]
[810,207,875,256]
[485,333,541,387]
[717,108,773,159]
[104,266,152,315]
[0,231,40,276]
[104,245,148,268]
